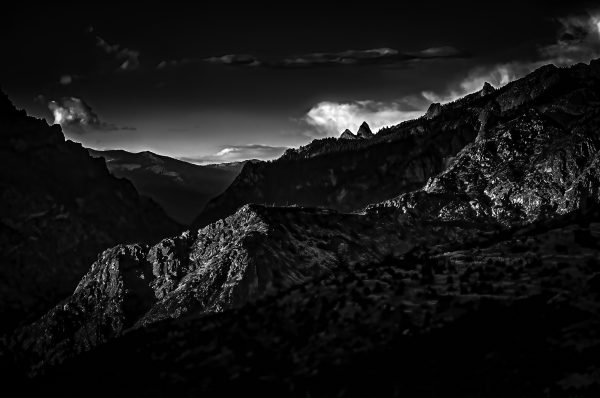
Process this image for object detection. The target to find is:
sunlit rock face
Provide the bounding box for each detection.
[0,91,179,333]
[12,203,427,373]
[20,205,600,397]
[370,61,600,225]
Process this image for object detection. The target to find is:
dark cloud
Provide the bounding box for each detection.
[156,58,193,69]
[205,54,262,67]
[95,35,141,71]
[423,9,600,103]
[47,97,136,134]
[181,144,288,164]
[203,46,466,69]
[59,75,72,85]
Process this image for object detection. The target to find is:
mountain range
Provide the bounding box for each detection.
[3,58,600,396]
[87,149,245,225]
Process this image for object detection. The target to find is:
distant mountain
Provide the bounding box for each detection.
[355,121,374,138]
[193,94,481,227]
[203,159,261,174]
[338,122,373,140]
[194,61,600,229]
[88,149,242,224]
[0,91,179,332]
[9,59,600,386]
[339,129,358,140]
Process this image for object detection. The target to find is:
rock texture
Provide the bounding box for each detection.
[339,129,357,140]
[17,206,600,397]
[0,92,179,332]
[12,203,464,374]
[88,149,240,224]
[356,121,374,138]
[425,102,442,119]
[371,64,600,226]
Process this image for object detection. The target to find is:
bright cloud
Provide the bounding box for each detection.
[424,10,600,104]
[303,99,426,137]
[48,97,135,134]
[181,144,289,164]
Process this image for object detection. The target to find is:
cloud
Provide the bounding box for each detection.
[95,35,140,71]
[205,54,262,67]
[181,144,288,164]
[59,75,72,85]
[204,46,466,69]
[540,11,600,65]
[156,58,192,69]
[302,98,427,137]
[47,97,136,134]
[423,9,600,104]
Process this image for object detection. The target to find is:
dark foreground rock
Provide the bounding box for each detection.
[14,206,600,397]
[0,91,179,332]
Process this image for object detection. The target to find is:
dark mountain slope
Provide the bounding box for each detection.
[0,91,179,332]
[22,205,600,398]
[12,203,472,374]
[371,62,600,226]
[194,106,479,228]
[7,59,600,389]
[193,63,594,229]
[88,149,240,224]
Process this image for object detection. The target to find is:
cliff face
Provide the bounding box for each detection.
[370,62,600,226]
[0,92,179,332]
[20,205,600,398]
[12,203,443,373]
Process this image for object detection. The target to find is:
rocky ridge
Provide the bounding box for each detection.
[19,204,600,397]
[370,63,600,226]
[0,92,179,332]
[193,62,597,229]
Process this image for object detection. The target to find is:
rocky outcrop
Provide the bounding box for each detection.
[425,102,442,119]
[371,81,600,226]
[0,91,179,332]
[339,129,358,139]
[481,81,496,97]
[356,121,374,138]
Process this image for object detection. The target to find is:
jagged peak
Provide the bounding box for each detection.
[425,102,442,119]
[339,129,358,140]
[481,82,496,97]
[356,121,373,138]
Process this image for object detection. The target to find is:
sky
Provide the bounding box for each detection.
[2,1,600,164]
